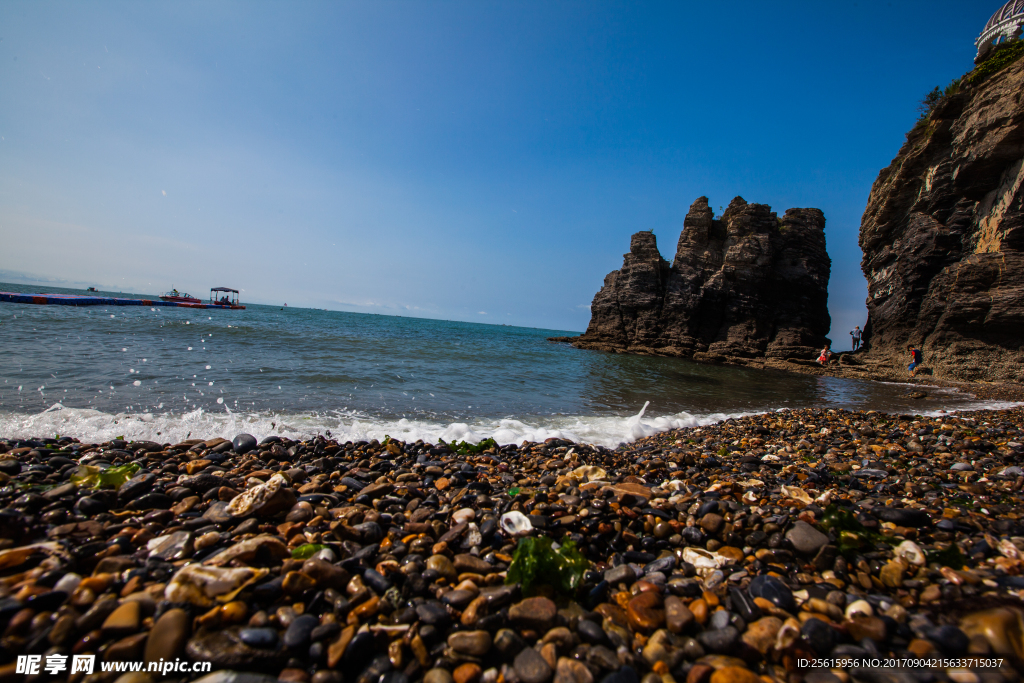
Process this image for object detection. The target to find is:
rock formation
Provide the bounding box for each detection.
[565,196,831,362]
[859,51,1024,381]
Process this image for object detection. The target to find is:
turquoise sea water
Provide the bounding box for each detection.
[0,282,1010,447]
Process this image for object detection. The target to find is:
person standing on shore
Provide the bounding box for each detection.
[907,344,922,377]
[850,326,862,351]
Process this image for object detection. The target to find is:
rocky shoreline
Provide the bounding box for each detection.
[3,406,1024,683]
[546,340,1024,404]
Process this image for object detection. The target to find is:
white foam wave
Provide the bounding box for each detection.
[0,403,756,449]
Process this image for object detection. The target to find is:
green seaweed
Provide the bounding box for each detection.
[928,543,965,570]
[444,438,499,455]
[291,543,328,560]
[506,536,589,597]
[818,504,893,557]
[70,463,140,490]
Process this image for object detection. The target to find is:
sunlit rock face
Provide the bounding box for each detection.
[573,196,831,362]
[859,57,1024,381]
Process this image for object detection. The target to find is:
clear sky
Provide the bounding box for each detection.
[0,1,989,339]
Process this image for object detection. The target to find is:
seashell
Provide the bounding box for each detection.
[461,522,483,549]
[164,564,267,607]
[894,540,926,566]
[500,511,533,535]
[781,486,813,506]
[571,465,607,482]
[681,547,727,578]
[999,538,1021,560]
[774,619,801,650]
[226,473,296,518]
[204,534,290,567]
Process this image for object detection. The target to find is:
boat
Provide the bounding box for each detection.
[159,288,201,304]
[210,287,245,309]
[86,287,98,292]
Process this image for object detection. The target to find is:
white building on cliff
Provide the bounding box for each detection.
[977,0,1024,60]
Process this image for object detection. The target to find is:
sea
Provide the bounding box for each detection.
[0,282,1015,448]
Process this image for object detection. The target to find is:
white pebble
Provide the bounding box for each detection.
[54,573,82,594]
[452,508,476,525]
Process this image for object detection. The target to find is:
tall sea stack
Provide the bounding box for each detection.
[859,51,1024,380]
[571,196,831,362]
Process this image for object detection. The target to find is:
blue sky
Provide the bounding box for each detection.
[0,1,988,338]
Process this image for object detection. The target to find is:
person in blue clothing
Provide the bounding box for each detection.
[850,326,862,351]
[907,344,922,376]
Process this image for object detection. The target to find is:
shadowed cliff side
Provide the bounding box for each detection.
[859,48,1024,381]
[561,196,831,362]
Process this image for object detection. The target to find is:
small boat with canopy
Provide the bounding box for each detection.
[210,287,245,309]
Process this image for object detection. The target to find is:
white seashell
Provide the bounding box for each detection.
[845,599,873,619]
[500,511,533,535]
[682,547,727,577]
[164,565,267,607]
[774,621,801,650]
[571,465,607,482]
[226,472,291,517]
[999,538,1021,560]
[781,485,813,506]
[461,522,482,549]
[894,540,927,566]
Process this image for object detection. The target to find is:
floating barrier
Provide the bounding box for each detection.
[0,292,245,309]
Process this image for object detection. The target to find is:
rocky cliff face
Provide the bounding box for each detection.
[571,196,831,361]
[859,54,1024,381]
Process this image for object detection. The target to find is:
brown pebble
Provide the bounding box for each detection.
[687,664,714,683]
[510,596,557,631]
[144,608,189,663]
[690,598,709,624]
[101,601,140,636]
[627,591,664,631]
[453,663,482,683]
[709,666,761,683]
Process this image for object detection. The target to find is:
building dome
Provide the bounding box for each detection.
[977,1,1024,59]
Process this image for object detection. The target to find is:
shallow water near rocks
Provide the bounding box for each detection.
[0,282,1014,446]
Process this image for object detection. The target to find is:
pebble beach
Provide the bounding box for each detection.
[3,405,1024,683]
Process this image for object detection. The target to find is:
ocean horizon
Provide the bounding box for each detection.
[1,281,1015,448]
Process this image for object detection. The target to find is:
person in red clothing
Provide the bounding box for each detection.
[817,344,833,365]
[907,344,922,376]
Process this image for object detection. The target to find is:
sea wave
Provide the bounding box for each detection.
[3,396,1020,449]
[0,401,755,449]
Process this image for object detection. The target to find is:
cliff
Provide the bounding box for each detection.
[859,46,1024,381]
[567,196,831,362]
